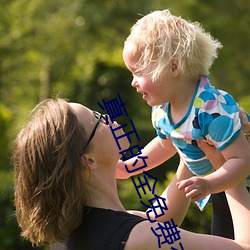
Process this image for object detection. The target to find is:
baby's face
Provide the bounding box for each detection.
[123,43,174,106]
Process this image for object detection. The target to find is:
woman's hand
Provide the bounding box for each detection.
[239,107,250,141]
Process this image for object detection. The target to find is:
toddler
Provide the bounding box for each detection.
[118,9,250,238]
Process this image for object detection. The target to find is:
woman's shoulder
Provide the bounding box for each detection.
[66,207,147,250]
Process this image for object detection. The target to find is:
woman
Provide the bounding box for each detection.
[13,98,250,249]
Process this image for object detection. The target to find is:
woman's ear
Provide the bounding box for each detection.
[82,155,97,169]
[170,57,180,77]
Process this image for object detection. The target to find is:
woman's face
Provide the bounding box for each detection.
[68,103,130,161]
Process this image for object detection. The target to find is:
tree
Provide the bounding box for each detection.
[0,1,249,248]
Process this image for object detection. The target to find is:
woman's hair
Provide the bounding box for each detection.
[13,98,88,246]
[125,9,222,81]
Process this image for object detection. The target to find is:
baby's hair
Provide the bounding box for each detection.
[13,98,88,246]
[125,9,222,81]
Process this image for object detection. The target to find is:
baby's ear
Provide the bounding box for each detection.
[171,57,180,76]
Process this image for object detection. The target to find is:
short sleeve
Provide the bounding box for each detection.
[197,89,241,150]
[156,130,168,139]
[151,105,170,140]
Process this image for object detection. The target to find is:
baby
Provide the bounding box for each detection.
[117,9,250,237]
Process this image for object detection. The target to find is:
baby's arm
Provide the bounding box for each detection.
[128,159,193,225]
[148,159,193,225]
[116,136,177,179]
[178,132,250,201]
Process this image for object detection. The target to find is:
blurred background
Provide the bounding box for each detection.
[0,0,249,249]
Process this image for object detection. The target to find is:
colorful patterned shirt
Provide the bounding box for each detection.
[152,75,241,176]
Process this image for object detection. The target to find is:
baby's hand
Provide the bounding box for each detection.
[177,176,211,202]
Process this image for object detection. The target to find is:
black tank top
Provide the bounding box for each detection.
[66,206,146,250]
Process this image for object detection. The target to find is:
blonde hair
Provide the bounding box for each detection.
[13,98,88,246]
[125,9,222,81]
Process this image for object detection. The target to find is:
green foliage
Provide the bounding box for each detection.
[239,95,250,113]
[0,105,13,170]
[0,0,249,248]
[185,1,250,100]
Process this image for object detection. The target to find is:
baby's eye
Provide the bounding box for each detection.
[133,70,142,77]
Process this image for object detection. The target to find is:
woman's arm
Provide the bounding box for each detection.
[125,184,250,250]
